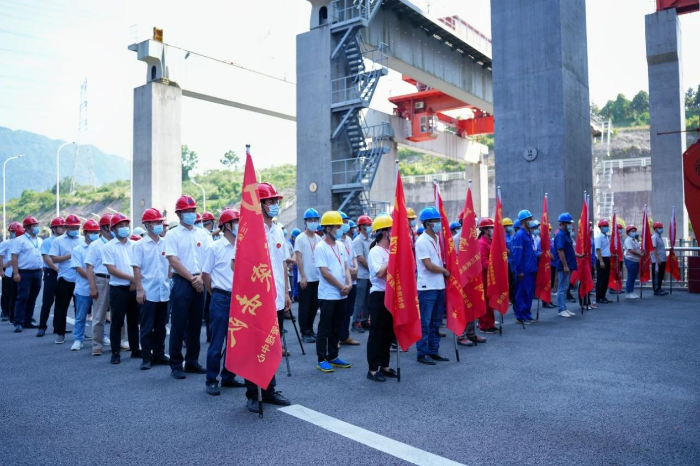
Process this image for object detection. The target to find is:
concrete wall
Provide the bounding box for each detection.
[132,82,182,225]
[491,0,593,223]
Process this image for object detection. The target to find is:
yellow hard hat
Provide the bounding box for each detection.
[320,211,343,227]
[502,217,513,227]
[372,215,393,231]
[616,217,626,229]
[406,207,417,219]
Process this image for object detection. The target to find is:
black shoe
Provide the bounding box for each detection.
[516,319,526,325]
[302,333,316,343]
[428,353,450,362]
[438,331,446,337]
[599,298,613,303]
[361,321,370,330]
[131,350,143,358]
[469,335,486,344]
[221,378,246,388]
[0,314,7,322]
[206,382,221,396]
[171,368,186,379]
[111,354,121,365]
[367,371,386,382]
[263,391,291,406]
[481,327,498,334]
[184,363,206,374]
[140,359,152,370]
[543,303,557,308]
[23,323,38,329]
[380,368,399,379]
[247,399,262,413]
[151,355,171,365]
[417,355,436,365]
[653,291,665,296]
[36,328,45,337]
[13,325,22,333]
[390,343,398,352]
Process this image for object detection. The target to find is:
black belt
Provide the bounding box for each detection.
[212,288,232,297]
[18,269,41,273]
[173,273,199,280]
[95,273,109,278]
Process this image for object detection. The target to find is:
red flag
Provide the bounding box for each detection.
[573,196,594,298]
[667,206,681,281]
[434,183,468,335]
[225,149,281,389]
[457,183,486,319]
[487,192,510,314]
[385,172,422,351]
[609,211,623,292]
[535,194,552,303]
[640,205,653,284]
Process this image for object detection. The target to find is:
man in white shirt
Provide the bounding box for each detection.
[415,207,450,365]
[314,211,352,373]
[37,217,65,337]
[10,216,43,332]
[352,215,373,333]
[102,212,140,364]
[594,219,613,303]
[132,208,171,370]
[337,211,359,346]
[49,214,83,344]
[295,207,321,343]
[85,214,116,356]
[69,219,100,350]
[651,221,668,296]
[0,222,23,324]
[202,209,245,396]
[165,195,212,379]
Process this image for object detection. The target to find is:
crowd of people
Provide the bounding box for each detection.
[0,183,671,413]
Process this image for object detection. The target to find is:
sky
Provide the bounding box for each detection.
[1,0,699,174]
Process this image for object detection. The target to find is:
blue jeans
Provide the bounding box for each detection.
[625,259,639,294]
[556,270,571,312]
[417,289,445,358]
[73,293,93,342]
[14,269,42,327]
[514,272,536,320]
[205,292,237,384]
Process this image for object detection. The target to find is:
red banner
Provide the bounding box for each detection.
[609,212,623,292]
[225,150,281,389]
[573,197,594,298]
[385,172,422,351]
[487,193,510,314]
[668,206,681,281]
[535,195,552,302]
[640,205,653,284]
[457,185,486,319]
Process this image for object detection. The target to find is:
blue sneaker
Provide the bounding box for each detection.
[317,360,334,372]
[329,358,351,369]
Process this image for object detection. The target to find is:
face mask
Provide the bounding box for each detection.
[618,229,624,236]
[528,221,537,228]
[10,232,16,239]
[567,225,573,233]
[629,231,637,238]
[486,228,494,238]
[195,222,203,229]
[182,212,196,226]
[88,233,99,242]
[117,227,130,239]
[152,225,164,236]
[506,227,513,234]
[341,224,350,235]
[307,222,318,231]
[233,224,239,236]
[410,220,416,228]
[31,226,40,235]
[533,228,540,236]
[601,227,609,234]
[454,229,461,236]
[327,228,339,241]
[363,225,372,234]
[656,229,663,235]
[266,204,280,218]
[429,222,440,233]
[67,230,78,238]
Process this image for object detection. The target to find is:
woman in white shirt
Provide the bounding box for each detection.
[623,225,643,299]
[366,215,398,383]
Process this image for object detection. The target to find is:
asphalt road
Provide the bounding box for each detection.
[1,291,699,465]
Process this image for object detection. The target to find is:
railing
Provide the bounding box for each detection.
[332,157,369,188]
[600,157,651,170]
[661,246,699,290]
[404,171,466,184]
[331,0,380,26]
[331,44,387,107]
[436,16,492,59]
[364,121,394,142]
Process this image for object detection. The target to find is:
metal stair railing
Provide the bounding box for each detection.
[331,0,383,29]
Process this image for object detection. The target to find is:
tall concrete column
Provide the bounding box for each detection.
[491,0,593,221]
[646,9,688,238]
[132,81,182,225]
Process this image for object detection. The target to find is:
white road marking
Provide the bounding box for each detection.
[279,405,464,466]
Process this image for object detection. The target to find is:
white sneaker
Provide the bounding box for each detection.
[71,341,83,351]
[558,311,571,318]
[565,310,576,317]
[104,337,111,346]
[631,293,639,299]
[120,340,130,351]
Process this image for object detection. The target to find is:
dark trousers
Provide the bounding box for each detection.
[206,291,237,384]
[298,280,319,335]
[38,268,57,330]
[367,291,395,372]
[338,284,357,341]
[203,290,212,342]
[139,300,167,359]
[53,277,76,336]
[169,275,205,369]
[14,269,42,327]
[109,285,140,355]
[245,375,277,400]
[652,261,666,291]
[596,257,611,300]
[1,274,18,321]
[316,299,346,362]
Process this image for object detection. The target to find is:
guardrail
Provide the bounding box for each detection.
[663,246,700,291]
[403,171,466,184]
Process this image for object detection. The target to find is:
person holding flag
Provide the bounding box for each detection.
[594,219,613,304]
[639,206,654,294]
[511,209,538,324]
[553,213,582,317]
[650,221,668,295]
[608,212,624,296]
[623,225,643,299]
[477,218,498,333]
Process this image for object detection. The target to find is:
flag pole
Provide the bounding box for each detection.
[670,206,675,296]
[257,386,263,418]
[288,308,305,355]
[496,186,505,336]
[281,324,292,377]
[640,204,647,300]
[394,160,402,382]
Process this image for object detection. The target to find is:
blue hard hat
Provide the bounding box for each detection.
[303,208,320,220]
[449,221,461,231]
[531,220,540,228]
[316,224,323,232]
[417,226,425,234]
[514,220,521,229]
[517,209,533,223]
[558,212,573,223]
[338,210,349,220]
[291,228,301,238]
[419,206,441,222]
[349,220,356,228]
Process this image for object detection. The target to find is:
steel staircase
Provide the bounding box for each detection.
[594,119,614,219]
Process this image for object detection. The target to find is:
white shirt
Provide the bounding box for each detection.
[102,238,135,286]
[41,235,58,269]
[50,233,82,282]
[11,234,43,270]
[1,239,14,277]
[294,231,320,282]
[623,237,641,263]
[315,239,348,300]
[71,242,91,296]
[266,222,290,310]
[340,235,357,284]
[651,233,667,263]
[594,234,611,257]
[353,233,372,280]
[131,235,170,302]
[368,244,390,293]
[415,233,445,291]
[165,225,212,275]
[202,237,236,292]
[85,237,109,276]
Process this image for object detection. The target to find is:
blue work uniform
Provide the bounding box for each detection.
[511,228,538,321]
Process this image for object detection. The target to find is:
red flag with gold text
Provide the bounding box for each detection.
[667,206,681,281]
[640,205,652,284]
[457,184,486,319]
[487,192,510,314]
[573,197,594,298]
[609,211,623,292]
[535,195,552,302]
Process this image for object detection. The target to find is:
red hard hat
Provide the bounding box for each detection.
[357,215,372,226]
[142,208,164,223]
[83,219,100,232]
[478,217,495,228]
[218,209,240,227]
[129,234,141,241]
[626,225,637,234]
[22,215,39,228]
[8,221,21,231]
[99,214,113,227]
[202,212,215,222]
[257,182,283,201]
[458,209,465,220]
[50,217,65,228]
[175,195,197,212]
[195,212,202,222]
[653,221,663,229]
[110,212,131,228]
[597,219,609,228]
[15,226,25,237]
[64,214,81,226]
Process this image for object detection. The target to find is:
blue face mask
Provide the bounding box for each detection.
[195,222,203,229]
[567,225,573,233]
[454,229,461,236]
[181,212,196,226]
[10,232,16,239]
[31,226,40,235]
[656,229,663,235]
[117,227,130,239]
[601,227,609,234]
[506,227,513,234]
[533,228,540,236]
[429,221,440,233]
[233,224,239,236]
[364,225,372,234]
[629,231,637,238]
[67,230,78,238]
[528,221,537,228]
[341,224,350,235]
[307,222,318,231]
[152,225,164,236]
[266,204,280,218]
[410,220,417,228]
[88,233,99,242]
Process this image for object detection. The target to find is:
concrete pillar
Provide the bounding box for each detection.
[646,10,688,238]
[132,81,182,225]
[491,0,593,221]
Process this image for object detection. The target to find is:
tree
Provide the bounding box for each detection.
[630,90,649,116]
[181,145,198,181]
[220,150,239,170]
